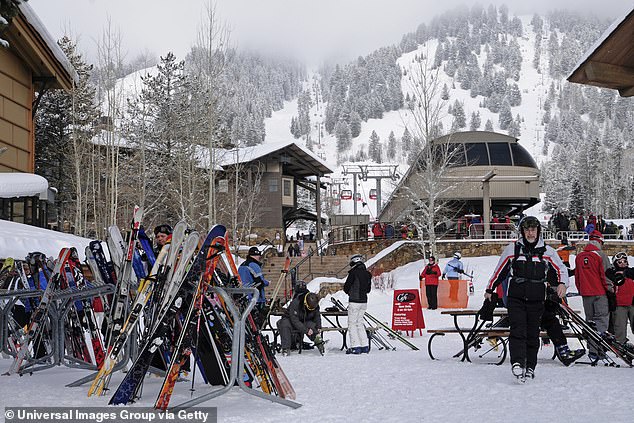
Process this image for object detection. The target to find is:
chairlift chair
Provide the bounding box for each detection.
[369,189,377,200]
[340,190,353,200]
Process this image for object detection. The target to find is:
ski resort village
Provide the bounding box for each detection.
[1,1,634,422]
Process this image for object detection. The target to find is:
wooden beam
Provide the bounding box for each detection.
[618,86,634,97]
[584,61,634,86]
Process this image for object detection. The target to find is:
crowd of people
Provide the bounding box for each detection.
[481,216,634,382]
[550,211,632,239]
[148,216,633,370]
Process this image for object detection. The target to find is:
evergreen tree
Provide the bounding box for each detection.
[349,111,362,138]
[568,179,585,216]
[35,35,99,235]
[441,83,450,100]
[498,99,513,130]
[402,127,413,155]
[484,119,494,131]
[451,99,466,130]
[469,111,481,131]
[368,130,382,163]
[334,120,352,156]
[387,130,397,160]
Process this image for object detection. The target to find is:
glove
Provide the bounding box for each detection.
[442,274,446,279]
[478,293,498,321]
[606,291,617,312]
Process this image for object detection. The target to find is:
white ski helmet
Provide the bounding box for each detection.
[349,254,364,267]
[453,251,462,260]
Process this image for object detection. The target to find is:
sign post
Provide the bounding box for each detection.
[391,289,425,336]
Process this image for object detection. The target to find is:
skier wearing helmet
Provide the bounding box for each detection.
[344,254,372,354]
[485,215,568,383]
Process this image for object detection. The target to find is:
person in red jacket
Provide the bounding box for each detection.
[605,252,634,345]
[420,256,441,310]
[574,230,614,361]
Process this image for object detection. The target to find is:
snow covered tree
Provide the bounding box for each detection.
[335,120,352,158]
[469,111,481,131]
[451,99,466,130]
[349,111,362,138]
[35,35,99,236]
[386,131,397,160]
[368,130,381,163]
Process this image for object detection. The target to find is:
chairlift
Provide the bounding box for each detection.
[340,190,353,200]
[354,192,362,201]
[369,189,377,200]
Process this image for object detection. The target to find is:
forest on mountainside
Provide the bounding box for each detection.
[31,3,634,239]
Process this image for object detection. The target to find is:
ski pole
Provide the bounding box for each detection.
[261,256,291,330]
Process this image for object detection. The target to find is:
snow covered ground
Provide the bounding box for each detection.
[1,252,632,423]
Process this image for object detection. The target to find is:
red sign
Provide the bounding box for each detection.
[391,289,425,335]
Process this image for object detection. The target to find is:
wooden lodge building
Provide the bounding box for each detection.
[0,3,76,227]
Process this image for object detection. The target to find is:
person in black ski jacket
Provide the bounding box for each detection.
[277,292,322,356]
[344,254,372,354]
[485,216,568,382]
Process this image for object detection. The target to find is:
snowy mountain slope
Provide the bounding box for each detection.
[262,14,568,217]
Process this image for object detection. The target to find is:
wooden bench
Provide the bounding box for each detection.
[427,326,583,365]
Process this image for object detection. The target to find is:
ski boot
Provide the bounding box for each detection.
[346,347,362,355]
[313,335,327,356]
[281,349,290,357]
[512,362,525,384]
[524,368,535,380]
[359,345,370,354]
[556,345,585,366]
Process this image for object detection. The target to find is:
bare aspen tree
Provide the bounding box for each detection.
[95,18,127,231]
[192,1,231,227]
[399,54,461,257]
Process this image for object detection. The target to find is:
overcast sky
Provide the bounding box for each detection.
[28,0,632,64]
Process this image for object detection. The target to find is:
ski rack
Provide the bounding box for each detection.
[17,282,114,375]
[0,288,43,355]
[172,286,301,411]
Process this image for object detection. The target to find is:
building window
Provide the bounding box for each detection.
[218,179,229,193]
[488,142,512,165]
[269,178,279,192]
[283,179,292,196]
[465,142,489,166]
[511,144,538,168]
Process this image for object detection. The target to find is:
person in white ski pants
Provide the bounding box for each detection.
[344,254,372,354]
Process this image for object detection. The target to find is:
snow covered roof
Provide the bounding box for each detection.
[3,3,79,89]
[0,173,48,198]
[217,140,333,177]
[567,7,634,97]
[0,219,92,261]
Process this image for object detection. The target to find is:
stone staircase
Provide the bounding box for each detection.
[260,254,352,300]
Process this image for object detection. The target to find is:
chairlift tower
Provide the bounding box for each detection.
[341,163,400,217]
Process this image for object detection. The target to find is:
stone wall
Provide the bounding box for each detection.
[331,239,634,276]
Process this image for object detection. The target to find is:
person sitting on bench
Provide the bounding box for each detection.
[277,292,324,356]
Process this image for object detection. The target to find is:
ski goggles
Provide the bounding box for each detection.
[614,252,628,263]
